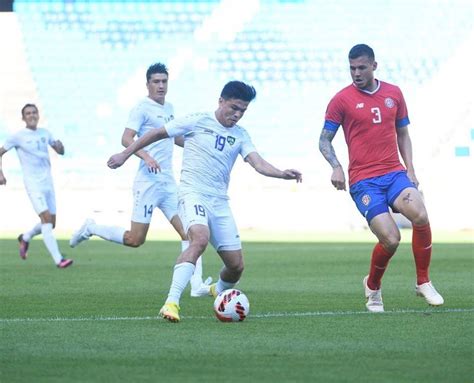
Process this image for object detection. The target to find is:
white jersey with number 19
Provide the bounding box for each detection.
[165,112,256,198]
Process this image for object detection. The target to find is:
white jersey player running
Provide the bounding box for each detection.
[107,81,303,322]
[69,63,210,295]
[0,104,73,268]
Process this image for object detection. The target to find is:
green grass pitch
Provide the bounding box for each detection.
[1,238,472,382]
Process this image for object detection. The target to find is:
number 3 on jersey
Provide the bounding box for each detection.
[371,107,382,124]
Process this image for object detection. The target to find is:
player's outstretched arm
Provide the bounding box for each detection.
[122,128,161,173]
[174,136,185,148]
[319,128,346,191]
[0,147,7,185]
[51,140,65,155]
[245,152,302,182]
[107,127,169,169]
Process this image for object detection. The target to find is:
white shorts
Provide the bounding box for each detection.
[178,192,241,252]
[27,187,56,215]
[131,181,178,224]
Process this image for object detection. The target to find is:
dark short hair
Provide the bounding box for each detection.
[348,44,375,61]
[21,103,38,117]
[220,81,257,102]
[146,62,168,82]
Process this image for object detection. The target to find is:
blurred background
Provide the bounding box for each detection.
[0,0,472,238]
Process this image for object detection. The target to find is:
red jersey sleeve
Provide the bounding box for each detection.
[324,94,344,131]
[395,87,410,128]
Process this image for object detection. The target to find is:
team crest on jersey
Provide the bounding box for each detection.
[227,136,236,145]
[361,194,371,206]
[41,137,46,143]
[384,98,395,108]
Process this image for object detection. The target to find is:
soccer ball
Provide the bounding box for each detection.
[213,289,250,322]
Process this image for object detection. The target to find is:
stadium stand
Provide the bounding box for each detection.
[1,0,472,231]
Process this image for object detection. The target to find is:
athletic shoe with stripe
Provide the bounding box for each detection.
[57,258,73,269]
[70,218,94,248]
[209,283,218,298]
[190,276,213,297]
[416,281,444,306]
[18,234,29,260]
[363,275,384,313]
[159,303,180,323]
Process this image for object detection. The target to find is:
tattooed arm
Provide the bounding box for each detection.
[319,128,346,191]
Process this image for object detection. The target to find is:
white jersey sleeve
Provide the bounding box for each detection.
[164,112,206,138]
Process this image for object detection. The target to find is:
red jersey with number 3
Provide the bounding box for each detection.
[324,81,410,186]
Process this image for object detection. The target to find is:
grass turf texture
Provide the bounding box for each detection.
[0,239,472,382]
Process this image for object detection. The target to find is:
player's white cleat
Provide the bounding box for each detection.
[363,275,384,313]
[69,218,95,248]
[190,276,213,297]
[416,281,444,306]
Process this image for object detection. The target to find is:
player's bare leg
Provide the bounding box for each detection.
[393,188,444,305]
[168,214,211,296]
[123,222,149,247]
[161,224,210,322]
[208,249,244,297]
[362,213,400,311]
[19,213,57,259]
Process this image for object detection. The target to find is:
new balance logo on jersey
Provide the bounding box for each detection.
[356,103,365,109]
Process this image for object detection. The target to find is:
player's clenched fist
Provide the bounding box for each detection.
[107,153,127,169]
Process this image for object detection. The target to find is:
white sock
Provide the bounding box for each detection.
[191,256,203,282]
[165,262,195,305]
[23,222,42,242]
[181,241,203,283]
[89,223,125,244]
[216,278,237,295]
[41,223,63,264]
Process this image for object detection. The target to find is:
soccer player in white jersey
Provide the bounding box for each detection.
[107,81,303,322]
[0,104,73,268]
[69,63,210,296]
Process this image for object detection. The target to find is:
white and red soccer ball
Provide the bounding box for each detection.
[213,289,250,322]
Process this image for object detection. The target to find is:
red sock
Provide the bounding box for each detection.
[368,243,395,290]
[412,223,432,285]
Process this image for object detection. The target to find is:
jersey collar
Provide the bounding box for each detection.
[352,79,380,95]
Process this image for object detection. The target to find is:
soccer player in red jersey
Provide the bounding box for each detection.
[319,44,444,312]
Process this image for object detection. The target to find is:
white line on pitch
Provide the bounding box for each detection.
[1,308,472,323]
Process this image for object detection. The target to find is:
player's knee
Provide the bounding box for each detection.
[190,237,209,254]
[234,262,244,276]
[188,229,209,250]
[380,233,400,253]
[410,210,429,226]
[227,257,244,276]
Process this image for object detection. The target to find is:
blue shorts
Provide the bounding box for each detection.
[349,170,416,224]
